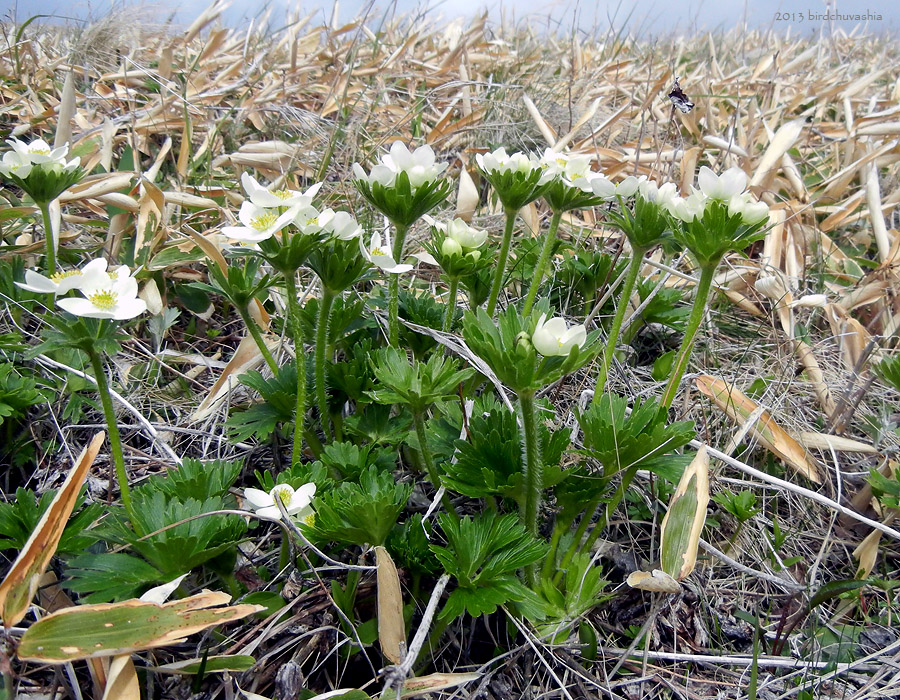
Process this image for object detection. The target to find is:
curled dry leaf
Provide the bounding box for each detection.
[0,432,105,628]
[375,545,406,665]
[659,447,709,581]
[695,375,821,483]
[626,569,681,594]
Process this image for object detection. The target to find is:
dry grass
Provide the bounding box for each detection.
[2,3,900,698]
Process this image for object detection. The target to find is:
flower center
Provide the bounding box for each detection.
[251,211,278,231]
[371,247,385,256]
[273,189,293,200]
[305,216,319,227]
[272,485,293,507]
[88,289,118,310]
[30,147,50,155]
[51,270,79,283]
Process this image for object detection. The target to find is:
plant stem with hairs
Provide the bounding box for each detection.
[314,288,336,440]
[486,207,518,316]
[442,276,459,332]
[283,272,306,465]
[388,224,410,346]
[522,209,563,316]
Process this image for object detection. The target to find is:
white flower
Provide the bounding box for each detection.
[322,210,362,240]
[476,147,547,179]
[56,268,147,320]
[441,237,463,257]
[6,138,79,171]
[590,174,641,200]
[353,142,448,189]
[243,483,316,522]
[666,192,707,222]
[0,150,33,179]
[697,166,747,201]
[15,258,109,295]
[445,218,487,249]
[240,172,321,209]
[292,204,329,235]
[638,179,678,206]
[539,148,594,188]
[360,229,413,273]
[531,314,587,356]
[222,201,298,243]
[727,193,769,225]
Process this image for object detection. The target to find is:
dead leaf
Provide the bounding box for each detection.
[626,569,680,594]
[659,447,709,581]
[375,546,405,665]
[102,655,140,700]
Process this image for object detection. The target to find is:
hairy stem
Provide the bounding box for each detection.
[592,249,644,404]
[519,391,541,585]
[38,199,56,276]
[238,304,278,373]
[314,288,336,441]
[486,207,518,316]
[284,272,306,466]
[522,209,563,316]
[442,276,460,332]
[87,347,140,531]
[388,224,410,346]
[661,262,717,411]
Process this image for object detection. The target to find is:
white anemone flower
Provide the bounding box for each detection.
[476,147,546,178]
[15,257,110,295]
[222,201,299,243]
[292,205,329,235]
[360,229,413,273]
[638,179,678,206]
[590,175,641,200]
[0,150,33,179]
[697,166,747,201]
[56,270,147,320]
[353,142,448,189]
[240,172,322,209]
[727,193,769,225]
[243,482,316,522]
[7,137,70,166]
[531,314,587,356]
[666,192,707,222]
[322,210,362,240]
[539,149,594,186]
[445,218,488,249]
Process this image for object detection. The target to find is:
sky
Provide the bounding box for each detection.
[3,0,898,38]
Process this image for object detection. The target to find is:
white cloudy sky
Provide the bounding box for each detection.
[3,0,898,36]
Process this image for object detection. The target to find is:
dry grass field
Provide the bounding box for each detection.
[1,2,900,699]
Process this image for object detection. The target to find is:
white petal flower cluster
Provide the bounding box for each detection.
[539,149,595,191]
[360,229,413,273]
[638,179,679,206]
[665,166,768,225]
[0,137,81,179]
[589,174,641,200]
[353,142,448,189]
[476,147,550,180]
[17,258,148,320]
[437,217,488,258]
[223,174,324,243]
[243,482,316,522]
[531,314,587,356]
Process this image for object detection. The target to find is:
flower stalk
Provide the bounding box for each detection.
[412,409,458,519]
[37,199,56,276]
[442,276,459,332]
[283,272,306,465]
[518,390,541,584]
[522,209,563,316]
[592,248,644,403]
[237,304,278,373]
[660,263,716,411]
[314,287,336,440]
[486,207,517,316]
[387,224,409,346]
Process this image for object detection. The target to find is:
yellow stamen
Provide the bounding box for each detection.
[272,485,293,507]
[51,270,79,283]
[273,189,293,200]
[251,211,278,231]
[88,289,118,310]
[371,247,385,256]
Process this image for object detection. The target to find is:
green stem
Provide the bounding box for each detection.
[522,209,563,316]
[388,224,410,347]
[413,409,458,519]
[38,199,56,276]
[592,249,645,404]
[486,207,518,316]
[661,262,717,411]
[238,304,278,373]
[284,273,306,466]
[315,288,336,441]
[519,391,541,585]
[87,347,139,531]
[541,524,565,582]
[442,276,460,332]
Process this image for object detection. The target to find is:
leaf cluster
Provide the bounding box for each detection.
[354,170,453,228]
[368,347,474,413]
[670,199,768,268]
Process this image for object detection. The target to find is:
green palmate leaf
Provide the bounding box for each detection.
[143,458,242,503]
[422,227,495,280]
[368,347,475,412]
[300,295,368,352]
[64,552,166,603]
[192,255,274,309]
[536,551,610,639]
[257,228,324,275]
[2,163,84,204]
[0,487,101,554]
[430,512,547,622]
[441,399,568,503]
[543,179,607,213]
[874,354,900,393]
[255,460,330,494]
[327,337,378,406]
[344,403,412,446]
[462,303,600,394]
[0,363,46,426]
[480,163,553,211]
[577,393,694,477]
[17,591,263,662]
[30,314,124,356]
[387,514,440,575]
[397,289,446,357]
[314,440,396,480]
[227,362,299,442]
[551,248,624,314]
[305,466,411,547]
[354,170,453,228]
